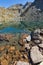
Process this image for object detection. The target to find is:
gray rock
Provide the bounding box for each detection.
[16,61,30,65]
[34,29,41,34]
[39,62,43,65]
[25,44,30,50]
[30,46,43,63]
[34,39,41,44]
[38,41,43,48]
[40,29,43,35]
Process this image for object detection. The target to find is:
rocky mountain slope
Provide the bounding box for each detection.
[0,4,23,24]
[0,0,43,30]
[21,0,43,22]
[0,0,43,23]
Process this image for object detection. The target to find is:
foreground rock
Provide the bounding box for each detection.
[16,61,30,65]
[34,39,41,44]
[39,62,43,65]
[38,41,43,49]
[30,46,43,64]
[25,44,30,50]
[0,31,43,65]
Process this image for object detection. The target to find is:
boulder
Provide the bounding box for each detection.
[37,41,43,48]
[39,44,43,49]
[30,46,43,64]
[40,29,43,35]
[32,33,39,40]
[0,46,5,51]
[39,62,43,65]
[25,44,30,50]
[1,59,8,65]
[34,29,41,34]
[34,39,41,44]
[26,35,31,42]
[16,61,29,65]
[8,46,15,53]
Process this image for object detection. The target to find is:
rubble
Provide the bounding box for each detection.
[30,46,43,63]
[0,29,43,65]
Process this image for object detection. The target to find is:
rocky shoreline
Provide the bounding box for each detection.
[0,29,43,65]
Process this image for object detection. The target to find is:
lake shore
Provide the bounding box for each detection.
[0,29,43,65]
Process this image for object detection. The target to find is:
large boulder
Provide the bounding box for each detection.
[30,46,43,64]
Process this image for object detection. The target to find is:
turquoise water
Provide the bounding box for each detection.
[0,27,31,34]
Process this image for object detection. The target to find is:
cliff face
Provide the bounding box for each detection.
[0,4,23,24]
[34,0,43,10]
[21,0,43,22]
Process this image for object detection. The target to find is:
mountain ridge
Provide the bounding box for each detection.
[0,0,43,24]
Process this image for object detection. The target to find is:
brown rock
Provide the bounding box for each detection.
[0,46,5,51]
[8,46,15,53]
[1,58,8,65]
[25,44,30,50]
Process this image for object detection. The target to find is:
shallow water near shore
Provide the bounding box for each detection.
[0,27,31,34]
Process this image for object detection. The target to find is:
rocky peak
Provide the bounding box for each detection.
[35,0,43,3]
[34,0,43,10]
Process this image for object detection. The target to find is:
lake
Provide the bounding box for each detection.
[0,27,31,34]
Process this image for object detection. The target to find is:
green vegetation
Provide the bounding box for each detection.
[0,21,43,31]
[19,21,43,31]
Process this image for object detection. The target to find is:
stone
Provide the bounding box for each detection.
[39,44,43,48]
[30,46,43,63]
[26,35,31,42]
[39,35,43,41]
[34,39,41,44]
[25,44,30,49]
[8,46,15,53]
[14,61,17,65]
[0,46,5,51]
[34,29,41,34]
[39,62,43,65]
[16,61,29,65]
[32,33,39,40]
[38,41,43,48]
[40,29,43,35]
[1,59,8,65]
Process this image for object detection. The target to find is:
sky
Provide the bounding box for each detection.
[0,0,34,8]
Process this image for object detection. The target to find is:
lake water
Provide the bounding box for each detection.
[0,27,31,34]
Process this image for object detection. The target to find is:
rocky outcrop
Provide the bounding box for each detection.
[21,0,43,22]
